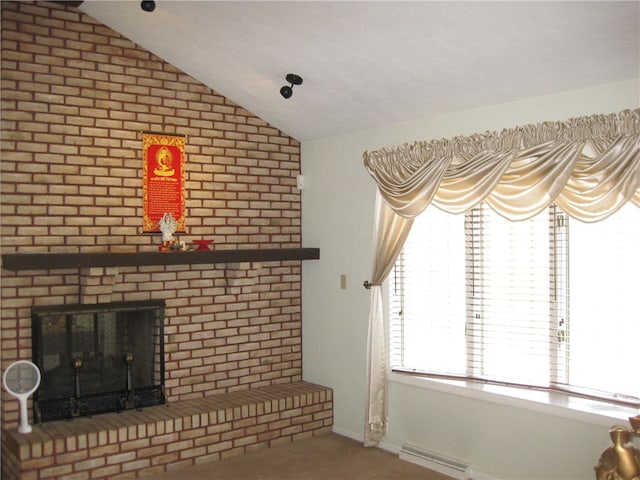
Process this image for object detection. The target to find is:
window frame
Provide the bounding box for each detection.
[387,369,639,428]
[386,203,640,424]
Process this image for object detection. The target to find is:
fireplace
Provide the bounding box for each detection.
[31,300,166,423]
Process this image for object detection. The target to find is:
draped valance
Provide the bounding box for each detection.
[364,108,640,222]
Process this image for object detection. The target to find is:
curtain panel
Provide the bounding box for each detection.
[361,108,640,446]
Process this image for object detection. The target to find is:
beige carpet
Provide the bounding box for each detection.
[153,433,453,480]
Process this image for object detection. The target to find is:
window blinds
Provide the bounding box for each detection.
[390,202,640,404]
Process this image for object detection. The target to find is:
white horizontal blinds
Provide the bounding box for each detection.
[390,199,640,404]
[388,251,404,370]
[466,204,552,386]
[389,207,466,375]
[550,206,569,389]
[565,203,640,400]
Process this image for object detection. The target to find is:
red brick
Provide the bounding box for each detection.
[0,3,322,479]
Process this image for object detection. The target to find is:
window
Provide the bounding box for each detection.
[389,202,640,405]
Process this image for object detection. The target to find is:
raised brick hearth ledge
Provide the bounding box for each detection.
[1,381,333,480]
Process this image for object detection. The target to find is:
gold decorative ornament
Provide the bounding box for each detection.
[595,418,640,480]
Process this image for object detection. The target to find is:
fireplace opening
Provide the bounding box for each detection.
[31,300,165,423]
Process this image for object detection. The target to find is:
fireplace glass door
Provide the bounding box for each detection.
[31,300,165,422]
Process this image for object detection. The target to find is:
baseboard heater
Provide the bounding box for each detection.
[399,443,472,480]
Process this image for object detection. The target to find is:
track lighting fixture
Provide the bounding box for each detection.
[280,73,303,99]
[141,1,156,12]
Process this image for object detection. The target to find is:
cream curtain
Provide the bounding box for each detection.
[363,195,413,446]
[362,108,640,446]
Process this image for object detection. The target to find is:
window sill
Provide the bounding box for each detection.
[389,371,640,428]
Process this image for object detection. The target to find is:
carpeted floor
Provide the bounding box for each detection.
[152,433,453,480]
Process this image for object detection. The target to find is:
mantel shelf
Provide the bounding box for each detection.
[1,248,320,271]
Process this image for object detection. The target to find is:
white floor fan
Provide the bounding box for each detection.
[3,360,41,434]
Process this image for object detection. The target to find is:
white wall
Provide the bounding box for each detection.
[300,79,639,480]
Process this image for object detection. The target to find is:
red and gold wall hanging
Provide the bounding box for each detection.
[142,132,186,233]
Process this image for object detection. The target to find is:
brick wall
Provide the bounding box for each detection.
[0,0,303,431]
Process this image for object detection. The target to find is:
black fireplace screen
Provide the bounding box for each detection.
[31,300,165,422]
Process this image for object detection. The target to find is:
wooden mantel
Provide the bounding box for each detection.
[1,248,320,271]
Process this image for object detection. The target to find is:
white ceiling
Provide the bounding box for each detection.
[78,1,640,142]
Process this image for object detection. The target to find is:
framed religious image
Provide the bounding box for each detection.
[142,132,186,233]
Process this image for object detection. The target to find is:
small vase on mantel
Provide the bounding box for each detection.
[192,240,212,251]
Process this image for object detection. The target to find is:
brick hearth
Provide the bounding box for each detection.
[2,382,333,480]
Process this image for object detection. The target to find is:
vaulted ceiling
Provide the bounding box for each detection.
[77,1,640,142]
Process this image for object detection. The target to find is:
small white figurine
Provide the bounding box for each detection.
[158,213,178,242]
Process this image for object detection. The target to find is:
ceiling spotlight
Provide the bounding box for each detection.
[141,1,156,12]
[280,73,303,99]
[280,85,293,99]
